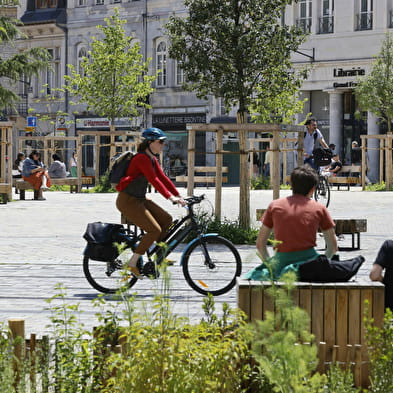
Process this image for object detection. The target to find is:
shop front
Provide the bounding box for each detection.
[152,113,206,179]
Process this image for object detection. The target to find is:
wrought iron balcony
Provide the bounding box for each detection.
[356,12,373,31]
[318,16,334,34]
[296,17,312,33]
[2,94,28,116]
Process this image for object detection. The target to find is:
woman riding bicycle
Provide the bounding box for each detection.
[116,128,186,278]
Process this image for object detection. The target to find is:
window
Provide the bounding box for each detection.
[77,47,88,77]
[96,0,104,5]
[77,0,86,7]
[156,41,167,87]
[319,0,334,33]
[297,0,312,33]
[175,59,184,85]
[36,0,57,8]
[46,49,54,95]
[357,0,373,30]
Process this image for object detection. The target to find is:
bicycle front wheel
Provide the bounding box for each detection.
[182,235,242,296]
[83,245,138,294]
[314,176,331,207]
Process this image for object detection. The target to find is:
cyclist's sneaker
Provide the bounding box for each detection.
[143,261,160,279]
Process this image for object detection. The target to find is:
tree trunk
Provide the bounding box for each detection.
[237,111,250,229]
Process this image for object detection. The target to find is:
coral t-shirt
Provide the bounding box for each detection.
[262,194,335,253]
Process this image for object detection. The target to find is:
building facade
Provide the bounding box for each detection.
[287,0,393,181]
[10,0,393,181]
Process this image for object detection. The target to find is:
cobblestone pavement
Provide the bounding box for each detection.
[0,186,390,336]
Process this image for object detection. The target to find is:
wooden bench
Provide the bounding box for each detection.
[328,165,361,190]
[334,218,367,250]
[0,183,12,204]
[237,278,385,387]
[176,166,228,187]
[16,178,80,200]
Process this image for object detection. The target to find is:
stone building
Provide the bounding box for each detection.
[8,0,393,181]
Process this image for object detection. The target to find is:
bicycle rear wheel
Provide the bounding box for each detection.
[83,245,138,294]
[182,235,242,296]
[314,176,331,207]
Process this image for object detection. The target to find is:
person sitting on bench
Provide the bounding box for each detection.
[22,150,51,201]
[48,153,67,179]
[244,165,364,282]
[370,240,393,311]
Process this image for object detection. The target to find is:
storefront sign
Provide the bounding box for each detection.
[152,114,206,125]
[76,117,134,129]
[333,81,357,88]
[333,67,365,77]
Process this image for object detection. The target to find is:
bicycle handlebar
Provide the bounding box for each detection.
[184,195,205,206]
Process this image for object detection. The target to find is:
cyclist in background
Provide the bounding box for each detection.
[116,128,186,278]
[303,117,329,169]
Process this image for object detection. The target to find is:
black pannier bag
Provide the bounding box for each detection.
[83,222,126,262]
[312,147,333,166]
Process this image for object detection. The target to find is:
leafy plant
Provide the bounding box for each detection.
[93,170,116,193]
[251,175,271,190]
[249,272,327,393]
[325,363,359,393]
[366,307,393,392]
[365,181,387,191]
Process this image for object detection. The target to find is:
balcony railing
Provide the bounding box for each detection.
[318,15,334,34]
[2,94,28,116]
[356,12,373,31]
[296,17,312,33]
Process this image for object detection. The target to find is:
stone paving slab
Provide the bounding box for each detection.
[0,186,389,336]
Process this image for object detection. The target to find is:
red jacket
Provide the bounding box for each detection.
[116,153,179,199]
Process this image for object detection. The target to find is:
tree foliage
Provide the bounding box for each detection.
[0,2,50,111]
[355,33,393,133]
[65,8,156,129]
[165,0,306,115]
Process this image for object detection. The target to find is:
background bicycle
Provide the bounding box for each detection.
[82,195,242,296]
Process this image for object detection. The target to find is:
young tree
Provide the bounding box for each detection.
[65,8,156,132]
[0,1,50,112]
[355,33,393,134]
[166,0,306,229]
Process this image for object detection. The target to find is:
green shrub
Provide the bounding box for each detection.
[94,170,116,193]
[366,307,393,392]
[249,272,327,393]
[365,182,386,191]
[251,175,271,190]
[188,211,259,244]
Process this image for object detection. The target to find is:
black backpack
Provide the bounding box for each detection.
[109,151,135,188]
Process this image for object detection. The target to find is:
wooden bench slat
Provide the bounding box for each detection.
[175,175,228,183]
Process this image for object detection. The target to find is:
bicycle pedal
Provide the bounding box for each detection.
[142,261,160,279]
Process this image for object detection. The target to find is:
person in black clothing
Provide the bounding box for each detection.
[322,154,342,176]
[351,141,362,164]
[370,240,393,311]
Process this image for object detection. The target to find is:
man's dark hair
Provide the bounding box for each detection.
[305,117,317,126]
[290,165,318,196]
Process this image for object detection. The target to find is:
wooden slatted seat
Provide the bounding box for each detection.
[16,178,81,200]
[176,166,229,186]
[328,165,362,190]
[237,278,385,387]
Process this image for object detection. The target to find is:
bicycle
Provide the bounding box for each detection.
[82,195,242,296]
[314,169,331,207]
